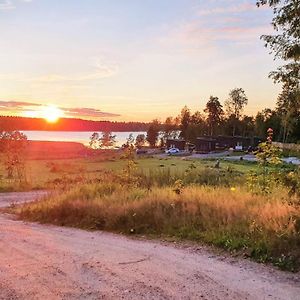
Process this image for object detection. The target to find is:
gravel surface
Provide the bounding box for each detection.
[0,192,299,300]
[0,190,48,208]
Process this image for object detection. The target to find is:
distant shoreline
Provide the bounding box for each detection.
[0,116,150,132]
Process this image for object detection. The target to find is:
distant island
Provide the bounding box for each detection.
[0,116,149,132]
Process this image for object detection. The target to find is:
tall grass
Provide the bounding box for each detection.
[135,166,244,188]
[13,183,300,271]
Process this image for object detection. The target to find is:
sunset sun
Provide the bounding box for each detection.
[41,105,63,123]
[24,105,64,123]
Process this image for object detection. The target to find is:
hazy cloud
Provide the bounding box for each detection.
[0,100,40,111]
[197,3,258,16]
[0,0,32,10]
[62,107,120,118]
[0,100,120,118]
[0,0,15,10]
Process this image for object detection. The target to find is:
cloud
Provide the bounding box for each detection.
[0,0,32,10]
[0,59,119,83]
[0,100,120,119]
[160,6,272,54]
[0,0,15,10]
[197,3,258,16]
[33,57,119,83]
[0,100,40,111]
[62,107,120,118]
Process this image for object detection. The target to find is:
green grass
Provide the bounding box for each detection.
[0,154,289,192]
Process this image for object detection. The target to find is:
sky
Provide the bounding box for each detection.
[0,0,281,122]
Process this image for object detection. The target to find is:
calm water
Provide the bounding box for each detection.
[22,131,147,147]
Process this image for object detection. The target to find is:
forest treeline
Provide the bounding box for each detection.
[0,116,149,132]
[145,86,300,147]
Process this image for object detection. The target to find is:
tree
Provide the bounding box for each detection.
[126,133,135,146]
[146,119,160,147]
[276,87,300,142]
[185,111,206,143]
[0,131,28,180]
[257,0,300,88]
[241,116,255,137]
[163,116,178,140]
[257,1,300,143]
[255,109,282,140]
[89,132,100,149]
[225,88,248,136]
[135,134,146,148]
[204,96,224,136]
[179,106,191,140]
[89,131,116,149]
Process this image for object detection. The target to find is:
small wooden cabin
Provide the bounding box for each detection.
[195,137,216,153]
[215,136,258,150]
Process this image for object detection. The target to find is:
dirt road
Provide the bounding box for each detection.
[0,192,299,300]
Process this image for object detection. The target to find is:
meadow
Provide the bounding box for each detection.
[0,153,263,192]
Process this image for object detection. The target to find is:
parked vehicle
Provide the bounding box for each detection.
[165,148,180,155]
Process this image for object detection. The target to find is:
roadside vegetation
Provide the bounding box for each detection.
[13,177,300,272]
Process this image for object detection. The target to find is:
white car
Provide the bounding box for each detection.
[165,148,180,155]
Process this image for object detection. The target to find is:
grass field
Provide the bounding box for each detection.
[0,155,262,190]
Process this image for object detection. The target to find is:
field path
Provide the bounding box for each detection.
[0,192,299,300]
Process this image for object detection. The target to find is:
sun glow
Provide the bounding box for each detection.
[24,105,64,123]
[41,105,63,123]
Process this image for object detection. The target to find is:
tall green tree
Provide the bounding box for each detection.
[225,88,248,136]
[146,119,160,147]
[257,0,300,88]
[163,116,178,140]
[258,0,300,142]
[179,106,191,140]
[185,111,206,143]
[276,87,300,142]
[204,96,224,136]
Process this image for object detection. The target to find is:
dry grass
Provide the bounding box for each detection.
[13,183,300,271]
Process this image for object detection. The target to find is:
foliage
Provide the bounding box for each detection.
[146,119,161,147]
[89,131,116,149]
[281,170,300,201]
[251,128,282,193]
[257,0,300,143]
[163,116,179,140]
[276,87,300,142]
[204,96,224,136]
[225,88,248,136]
[135,134,146,148]
[257,0,300,86]
[0,131,28,181]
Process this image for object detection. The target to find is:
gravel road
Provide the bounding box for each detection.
[0,192,299,300]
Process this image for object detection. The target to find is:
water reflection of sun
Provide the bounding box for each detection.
[24,105,64,123]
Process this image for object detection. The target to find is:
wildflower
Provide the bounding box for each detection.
[230,187,236,192]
